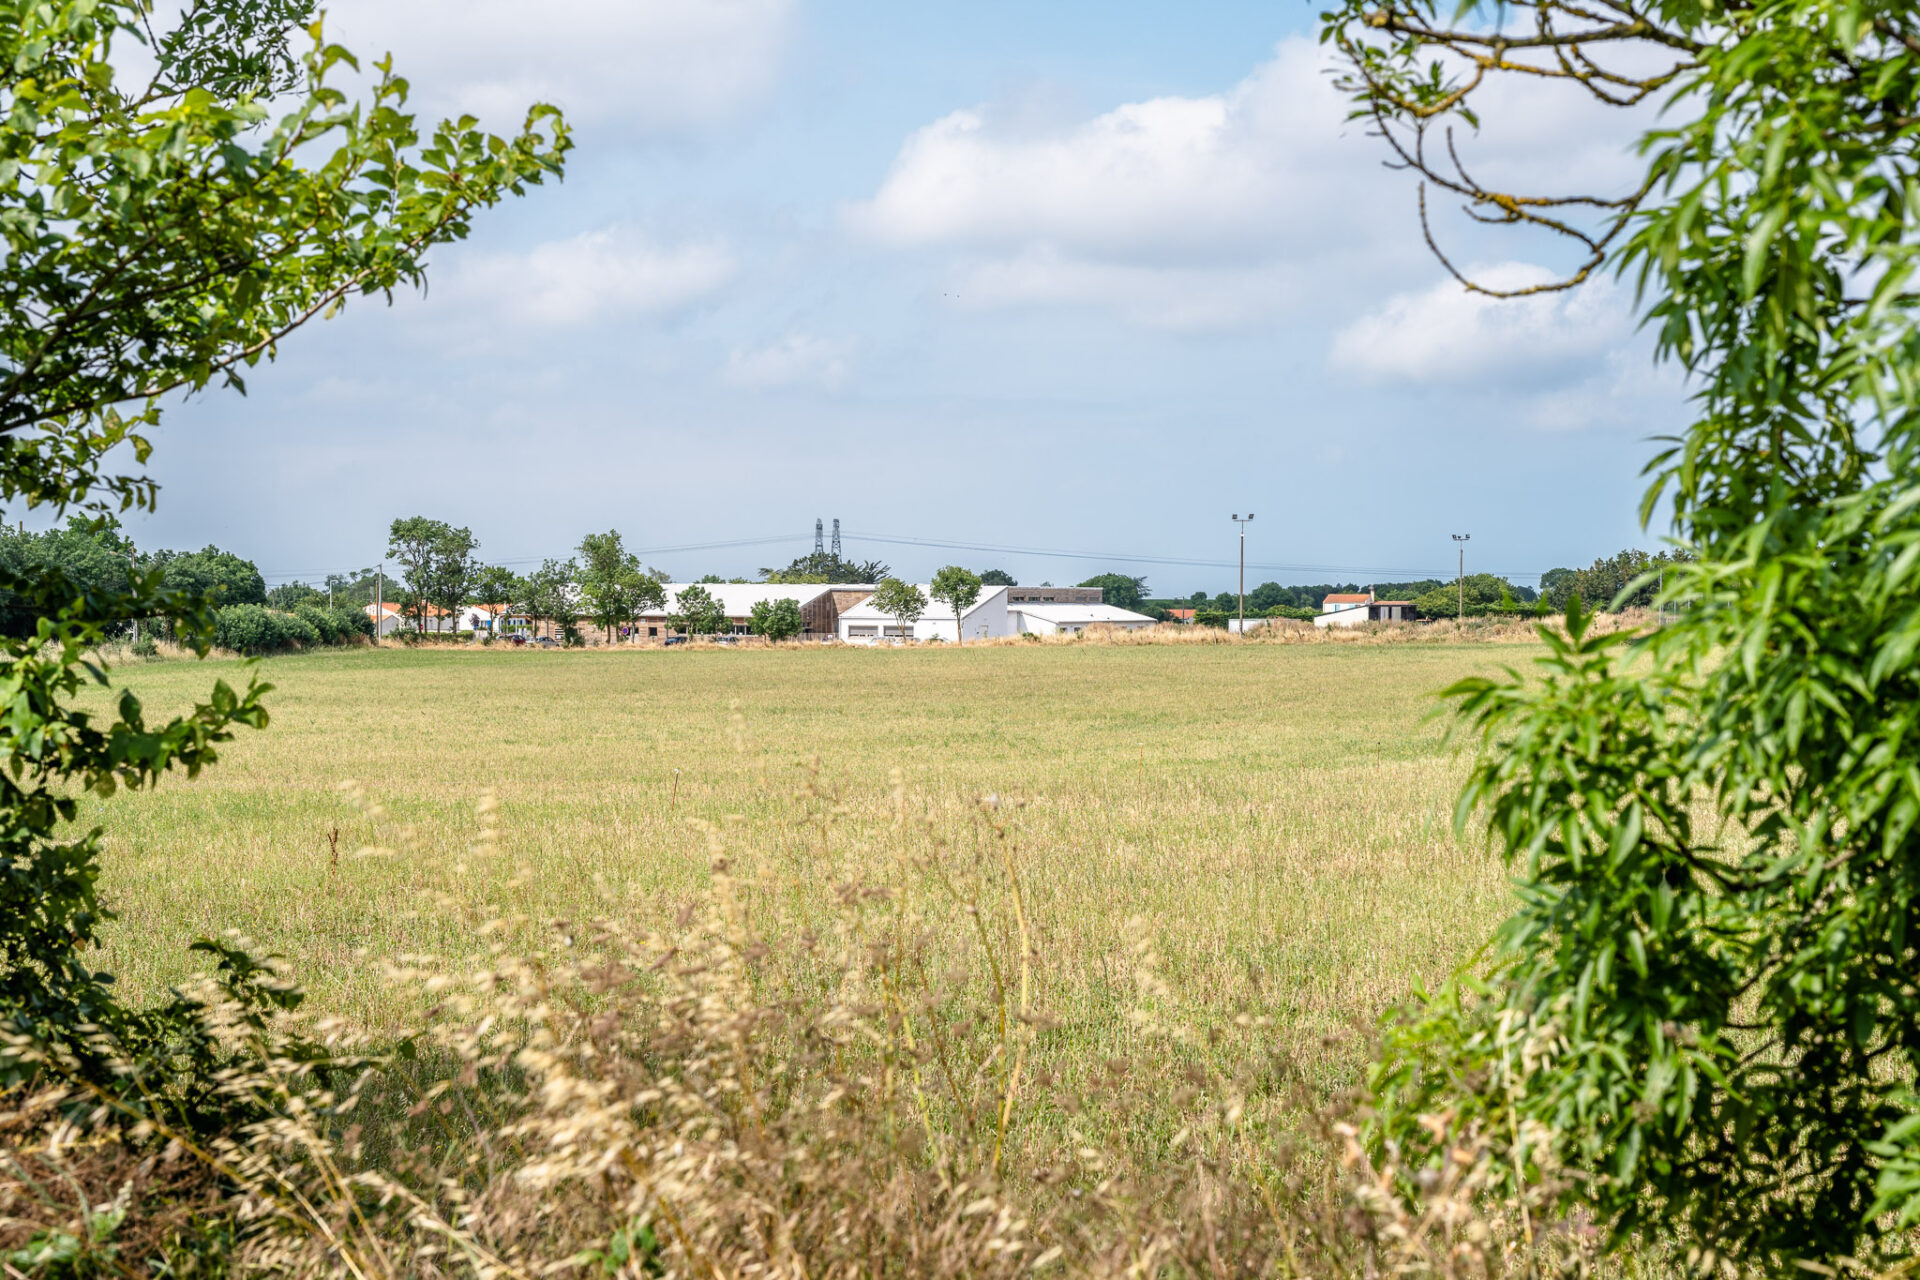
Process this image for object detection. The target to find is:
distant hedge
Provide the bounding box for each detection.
[214,603,372,654]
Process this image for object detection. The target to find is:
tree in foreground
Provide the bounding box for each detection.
[929,565,984,644]
[668,584,731,636]
[870,578,927,639]
[1325,0,1920,1265]
[0,0,566,1116]
[749,596,805,641]
[577,530,664,644]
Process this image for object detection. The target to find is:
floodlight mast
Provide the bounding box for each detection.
[1232,514,1255,631]
[1452,534,1471,622]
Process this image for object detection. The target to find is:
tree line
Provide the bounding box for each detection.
[0,516,370,652]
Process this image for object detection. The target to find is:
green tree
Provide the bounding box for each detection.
[1411,573,1522,620]
[978,568,1017,586]
[761,551,890,583]
[577,530,664,644]
[667,584,730,636]
[386,516,448,634]
[525,558,577,641]
[471,564,525,637]
[869,578,927,639]
[152,547,266,607]
[386,518,477,636]
[0,0,565,1115]
[1079,573,1146,612]
[929,565,984,645]
[265,581,323,610]
[429,526,480,636]
[748,597,805,641]
[1540,549,1692,612]
[1328,0,1920,1264]
[0,518,132,634]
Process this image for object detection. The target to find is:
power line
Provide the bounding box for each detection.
[257,533,810,582]
[255,526,1552,586]
[840,529,1548,583]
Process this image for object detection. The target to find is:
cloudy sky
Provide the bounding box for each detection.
[120,0,1688,593]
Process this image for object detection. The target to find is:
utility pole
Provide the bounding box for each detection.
[1232,513,1255,631]
[128,542,137,646]
[376,562,383,646]
[1452,534,1471,622]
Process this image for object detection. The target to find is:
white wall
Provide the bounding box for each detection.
[1313,608,1371,629]
[927,588,1010,643]
[839,587,1013,643]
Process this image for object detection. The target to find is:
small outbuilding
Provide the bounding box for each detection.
[1313,591,1420,628]
[1009,603,1156,636]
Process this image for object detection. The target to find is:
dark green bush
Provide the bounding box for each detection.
[214,605,280,654]
[333,605,374,639]
[213,606,346,655]
[292,604,341,643]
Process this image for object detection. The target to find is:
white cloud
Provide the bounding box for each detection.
[1329,263,1634,383]
[1329,263,1689,429]
[726,333,853,390]
[850,39,1377,264]
[851,37,1654,330]
[440,228,735,329]
[321,0,793,132]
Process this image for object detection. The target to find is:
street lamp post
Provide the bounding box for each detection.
[1232,514,1255,631]
[1451,534,1471,622]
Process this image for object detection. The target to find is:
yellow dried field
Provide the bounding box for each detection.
[84,639,1524,1065]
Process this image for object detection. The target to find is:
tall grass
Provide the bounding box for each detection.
[3,780,1594,1278]
[0,637,1634,1273]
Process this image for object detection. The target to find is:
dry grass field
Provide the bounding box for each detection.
[82,640,1525,1075]
[21,635,1632,1272]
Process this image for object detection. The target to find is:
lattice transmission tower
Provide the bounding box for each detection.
[814,519,824,556]
[831,519,841,559]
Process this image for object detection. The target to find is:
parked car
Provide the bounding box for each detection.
[533,636,559,649]
[663,635,687,646]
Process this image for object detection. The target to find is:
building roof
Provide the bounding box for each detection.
[838,585,1009,623]
[1373,600,1415,607]
[638,583,853,618]
[366,601,455,618]
[1008,603,1156,625]
[1323,593,1372,604]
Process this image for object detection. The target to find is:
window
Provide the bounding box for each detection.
[648,626,658,637]
[883,625,908,637]
[849,625,878,637]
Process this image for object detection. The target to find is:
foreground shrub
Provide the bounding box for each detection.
[1327,0,1920,1267]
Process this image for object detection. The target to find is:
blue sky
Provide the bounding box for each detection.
[118,0,1687,594]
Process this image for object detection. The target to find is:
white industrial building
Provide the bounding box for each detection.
[836,586,1154,643]
[1010,603,1156,635]
[837,585,1011,643]
[636,583,872,640]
